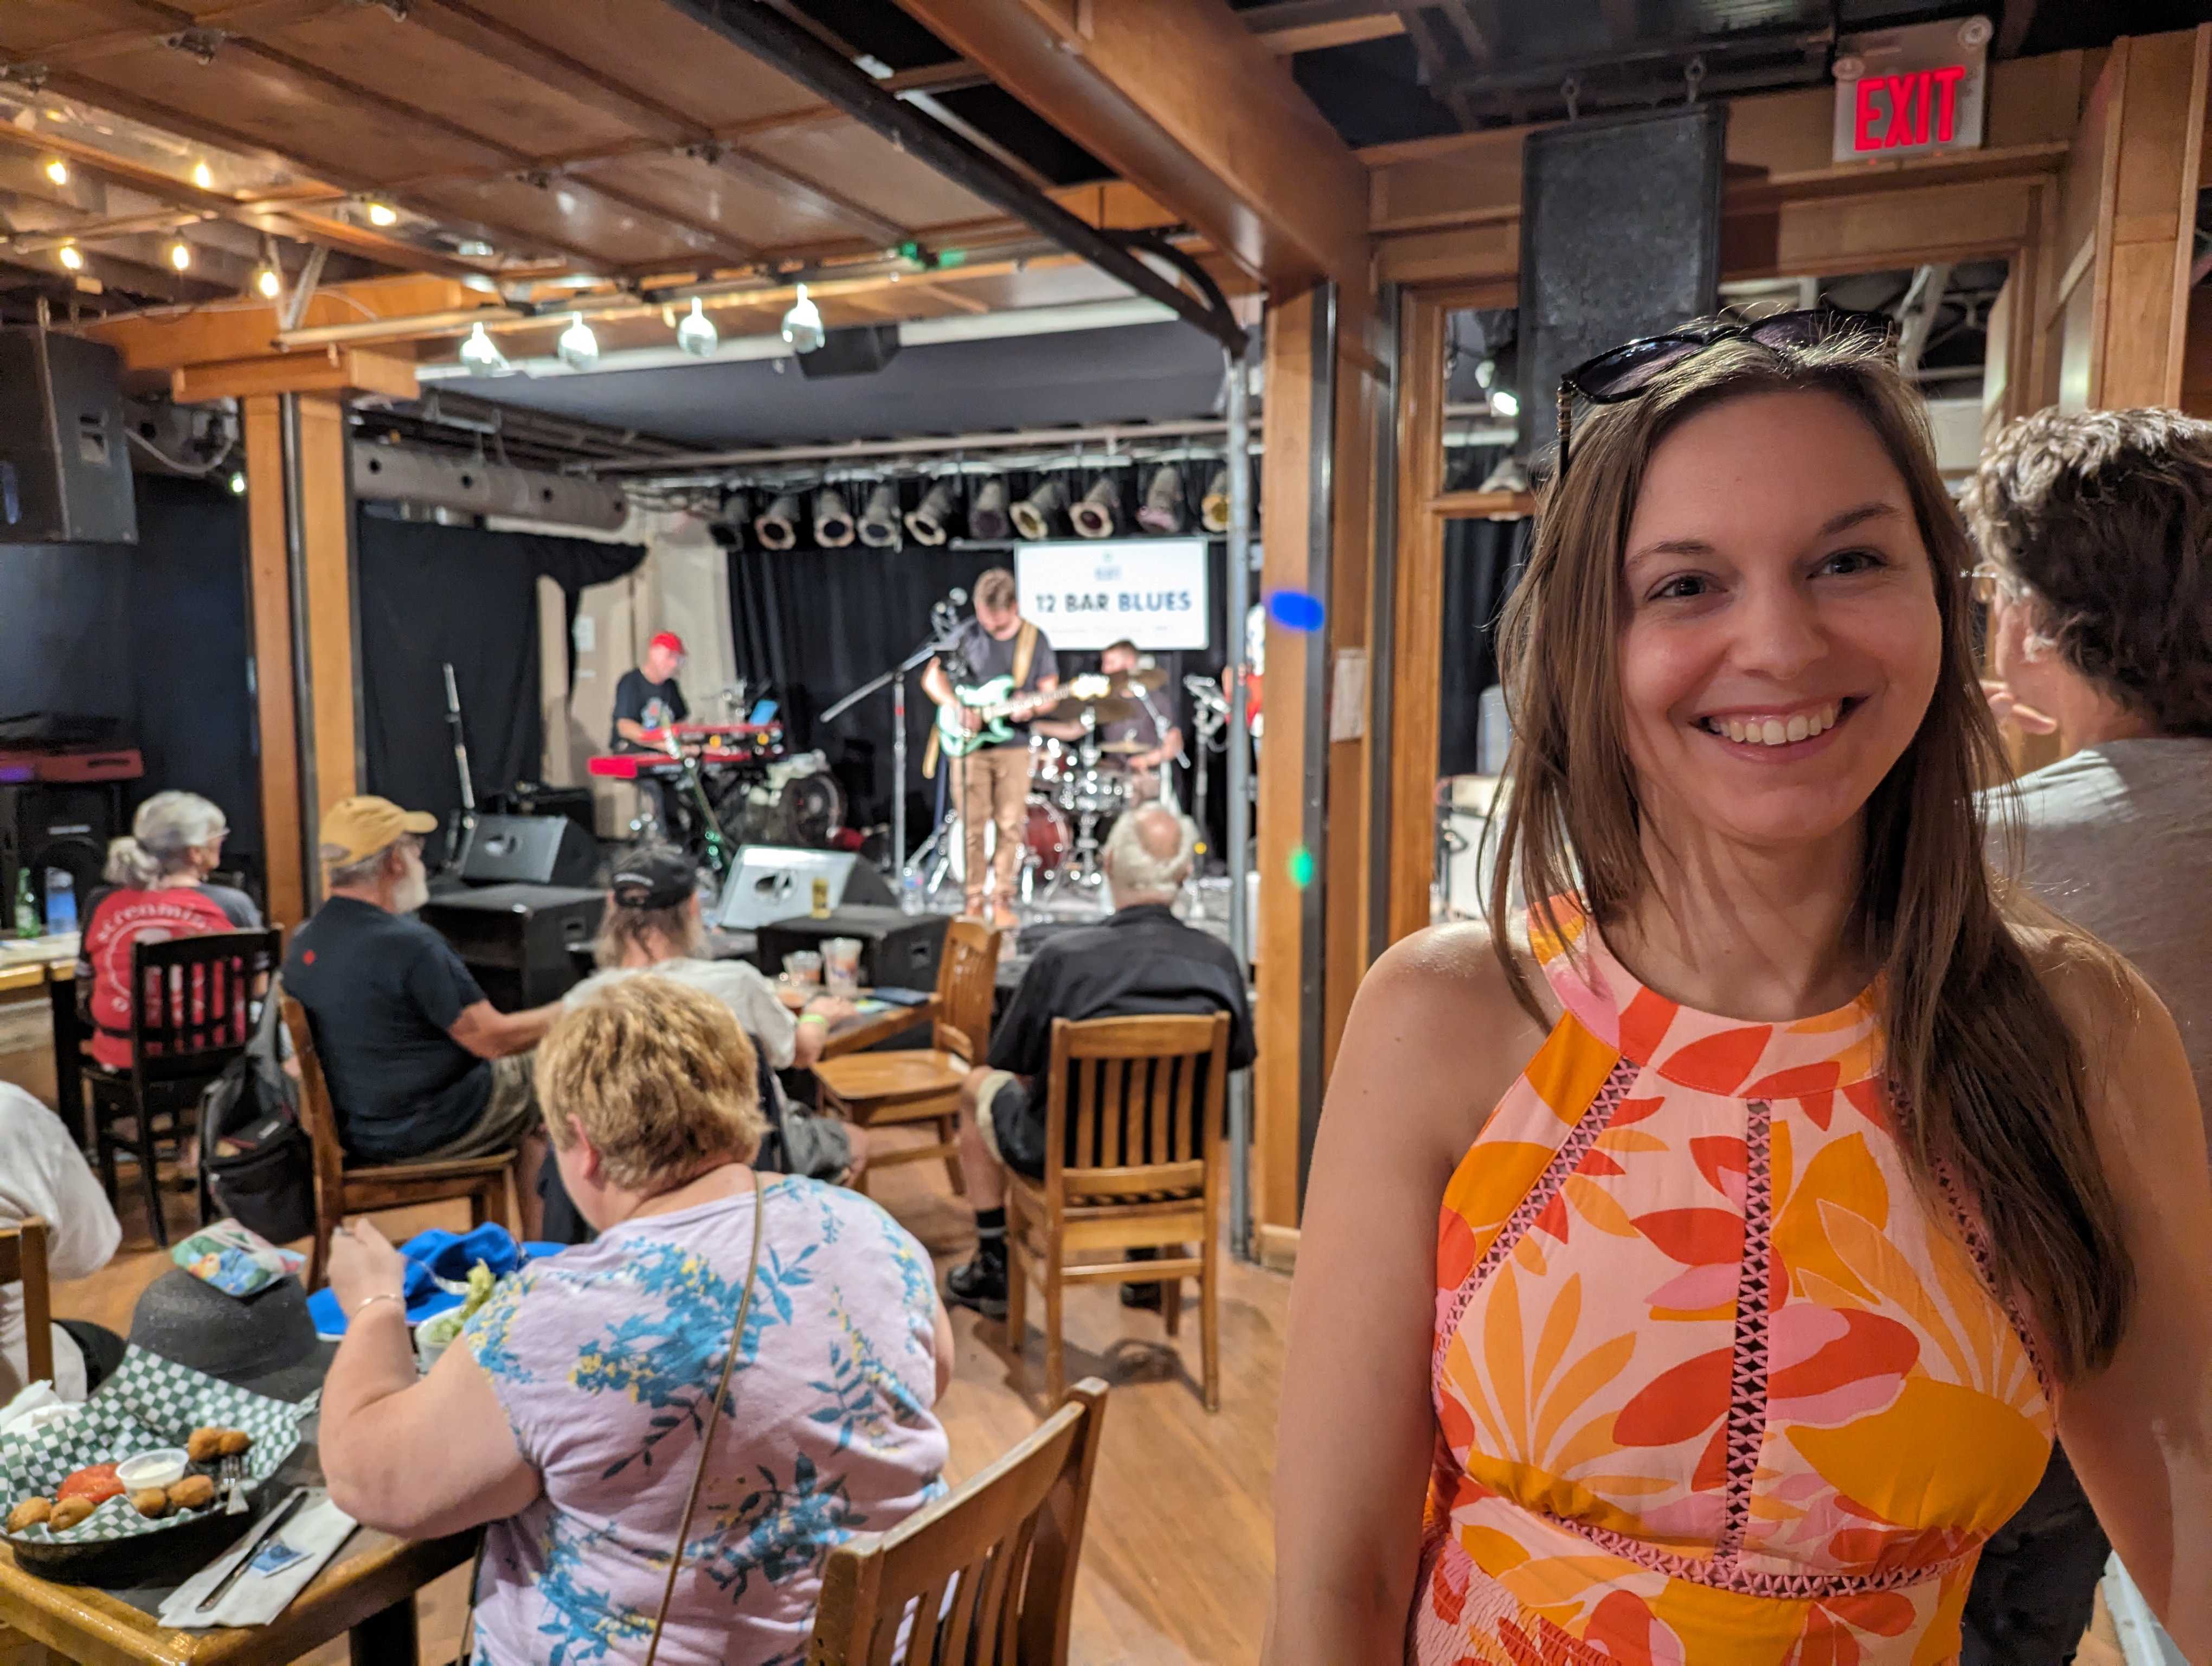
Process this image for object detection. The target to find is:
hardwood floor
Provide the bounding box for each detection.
[49,1136,1288,1665]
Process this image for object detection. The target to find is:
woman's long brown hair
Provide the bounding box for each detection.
[1484,330,2133,1383]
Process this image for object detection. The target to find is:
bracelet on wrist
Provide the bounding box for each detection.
[350,1290,407,1322]
[798,1010,830,1028]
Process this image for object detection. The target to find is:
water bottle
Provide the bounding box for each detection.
[12,869,37,938]
[899,869,924,916]
[42,869,75,933]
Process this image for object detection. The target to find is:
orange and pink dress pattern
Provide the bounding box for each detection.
[1414,902,2054,1665]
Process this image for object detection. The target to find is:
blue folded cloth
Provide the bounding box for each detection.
[306,1227,562,1338]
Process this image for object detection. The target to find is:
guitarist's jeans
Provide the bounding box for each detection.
[956,743,1030,906]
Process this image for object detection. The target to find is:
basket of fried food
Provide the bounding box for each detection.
[1,1346,301,1583]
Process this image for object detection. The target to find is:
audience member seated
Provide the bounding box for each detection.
[0,1083,124,1402]
[1958,406,2212,1665]
[567,844,866,1185]
[282,797,555,1216]
[317,976,951,1663]
[78,791,262,1071]
[943,804,1255,1318]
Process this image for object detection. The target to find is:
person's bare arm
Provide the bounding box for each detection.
[921,658,954,708]
[449,998,559,1060]
[614,717,657,745]
[932,1295,956,1401]
[1266,924,1547,1666]
[2049,960,2212,1660]
[791,998,853,1070]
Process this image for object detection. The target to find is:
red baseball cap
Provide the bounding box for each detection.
[649,631,686,657]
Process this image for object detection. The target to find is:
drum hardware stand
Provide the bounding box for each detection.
[439,661,479,875]
[1186,676,1229,870]
[1046,709,1110,899]
[821,630,955,894]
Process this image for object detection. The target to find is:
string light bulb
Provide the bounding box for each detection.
[43,158,67,187]
[228,472,247,496]
[56,244,83,272]
[167,239,192,271]
[555,312,599,371]
[780,282,824,353]
[191,161,214,190]
[364,201,398,227]
[254,265,281,299]
[459,322,509,377]
[676,296,717,358]
[1489,385,1520,418]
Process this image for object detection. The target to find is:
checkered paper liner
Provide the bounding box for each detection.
[0,1347,303,1546]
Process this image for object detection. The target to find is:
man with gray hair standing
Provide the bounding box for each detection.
[943,804,1254,1317]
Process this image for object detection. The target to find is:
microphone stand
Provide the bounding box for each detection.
[821,630,957,886]
[440,661,478,876]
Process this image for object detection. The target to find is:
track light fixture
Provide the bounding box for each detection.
[1200,467,1231,534]
[755,492,802,550]
[857,480,901,548]
[968,477,1009,541]
[905,479,956,546]
[1069,477,1120,540]
[780,283,824,354]
[813,485,855,549]
[1137,464,1185,534]
[676,296,717,358]
[459,322,509,376]
[167,239,192,272]
[1010,477,1067,541]
[556,312,599,372]
[56,244,82,272]
[709,489,748,552]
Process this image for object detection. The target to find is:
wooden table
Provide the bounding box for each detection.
[0,956,82,1143]
[777,986,937,1060]
[0,1523,475,1666]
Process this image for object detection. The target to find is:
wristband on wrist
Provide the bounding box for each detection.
[798,1011,830,1029]
[351,1290,407,1322]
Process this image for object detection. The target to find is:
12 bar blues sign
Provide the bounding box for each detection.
[1015,539,1210,651]
[1832,16,1991,164]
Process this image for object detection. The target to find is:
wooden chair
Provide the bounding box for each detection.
[813,917,1000,1197]
[85,929,281,1249]
[0,1218,53,1390]
[1006,1014,1231,1411]
[280,998,516,1292]
[805,1377,1108,1666]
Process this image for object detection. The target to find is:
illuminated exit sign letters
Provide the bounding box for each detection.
[1832,16,1990,164]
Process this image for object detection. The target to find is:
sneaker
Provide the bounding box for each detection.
[944,1252,1007,1319]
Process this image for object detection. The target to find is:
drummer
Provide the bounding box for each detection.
[1089,639,1182,803]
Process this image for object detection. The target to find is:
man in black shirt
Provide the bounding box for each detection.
[922,568,1057,929]
[610,630,690,839]
[282,797,561,1229]
[943,803,1254,1317]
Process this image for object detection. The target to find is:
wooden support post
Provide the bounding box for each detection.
[297,394,362,817]
[241,394,305,931]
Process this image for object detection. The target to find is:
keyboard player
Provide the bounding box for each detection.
[612,630,690,836]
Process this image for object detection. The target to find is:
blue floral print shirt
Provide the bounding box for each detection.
[461,1176,949,1665]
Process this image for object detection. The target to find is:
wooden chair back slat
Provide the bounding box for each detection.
[128,930,280,1085]
[806,1380,1109,1666]
[280,998,348,1225]
[936,918,1000,1062]
[0,1220,53,1387]
[1043,1015,1230,1205]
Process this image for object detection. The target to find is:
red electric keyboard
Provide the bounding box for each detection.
[587,722,786,781]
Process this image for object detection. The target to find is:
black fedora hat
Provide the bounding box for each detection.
[127,1271,334,1405]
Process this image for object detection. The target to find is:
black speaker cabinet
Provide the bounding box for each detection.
[458,813,598,888]
[420,883,604,1009]
[0,329,136,544]
[754,907,948,995]
[0,783,120,929]
[796,324,902,380]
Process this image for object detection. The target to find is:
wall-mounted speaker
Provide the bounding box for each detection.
[456,813,598,888]
[796,324,902,380]
[0,330,136,544]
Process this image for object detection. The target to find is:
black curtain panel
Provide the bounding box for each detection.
[1438,515,1531,780]
[725,533,1232,845]
[356,510,644,863]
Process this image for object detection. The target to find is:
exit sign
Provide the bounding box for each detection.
[1832,16,1991,163]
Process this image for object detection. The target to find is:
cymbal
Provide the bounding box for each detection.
[1104,668,1168,693]
[1039,693,1135,725]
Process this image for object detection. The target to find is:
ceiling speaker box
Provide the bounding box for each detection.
[0,329,136,544]
[796,324,902,380]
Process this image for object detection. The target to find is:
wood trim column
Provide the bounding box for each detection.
[1385,294,1448,947]
[241,394,304,930]
[2096,25,2209,408]
[296,393,361,814]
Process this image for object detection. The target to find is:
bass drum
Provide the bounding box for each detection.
[947,798,1070,883]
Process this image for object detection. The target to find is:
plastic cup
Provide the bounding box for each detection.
[822,938,861,996]
[784,950,822,986]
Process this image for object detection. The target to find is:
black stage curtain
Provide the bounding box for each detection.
[356,510,644,864]
[1438,515,1529,779]
[728,535,1232,851]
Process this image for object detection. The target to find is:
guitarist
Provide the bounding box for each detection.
[923,567,1057,928]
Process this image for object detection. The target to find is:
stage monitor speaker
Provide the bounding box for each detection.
[715,846,893,930]
[420,883,603,1009]
[0,783,120,930]
[756,906,948,995]
[0,329,137,544]
[796,324,901,380]
[458,813,599,888]
[1517,104,1726,466]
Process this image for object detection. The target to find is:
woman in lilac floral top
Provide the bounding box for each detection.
[319,975,953,1665]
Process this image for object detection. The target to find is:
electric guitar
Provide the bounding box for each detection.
[936,674,1108,757]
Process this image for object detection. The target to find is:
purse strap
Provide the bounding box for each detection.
[642,1165,769,1665]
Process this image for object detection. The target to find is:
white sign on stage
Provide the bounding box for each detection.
[1013,539,1209,651]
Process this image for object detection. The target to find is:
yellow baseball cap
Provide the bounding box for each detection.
[318,795,436,868]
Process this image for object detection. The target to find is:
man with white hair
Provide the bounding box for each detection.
[943,803,1255,1317]
[282,798,558,1201]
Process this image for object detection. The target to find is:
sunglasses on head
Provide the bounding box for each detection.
[1553,306,1899,482]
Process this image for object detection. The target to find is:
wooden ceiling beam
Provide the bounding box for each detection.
[398,0,702,147]
[1399,8,1476,128]
[886,0,1369,292]
[695,144,910,250]
[22,0,338,69]
[1242,2,1407,54]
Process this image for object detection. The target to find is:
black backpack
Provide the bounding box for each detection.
[199,978,317,1244]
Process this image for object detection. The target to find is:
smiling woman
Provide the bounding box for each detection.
[1268,326,2212,1666]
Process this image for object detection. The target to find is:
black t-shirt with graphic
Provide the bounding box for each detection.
[610,670,689,751]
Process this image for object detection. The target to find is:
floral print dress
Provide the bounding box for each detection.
[1414,902,2054,1664]
[462,1176,948,1666]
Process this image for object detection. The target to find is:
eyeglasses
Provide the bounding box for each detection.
[1554,306,1899,482]
[1963,561,2030,606]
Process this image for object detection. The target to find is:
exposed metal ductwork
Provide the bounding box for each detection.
[349,443,630,531]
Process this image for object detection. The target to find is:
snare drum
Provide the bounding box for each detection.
[1024,797,1071,872]
[1064,767,1131,819]
[1029,734,1072,791]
